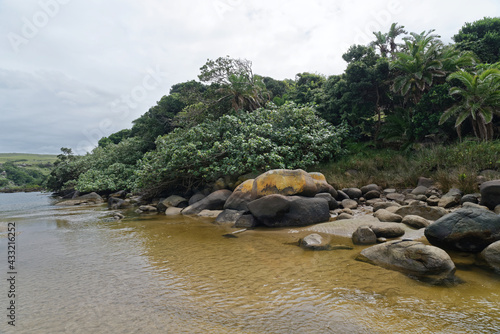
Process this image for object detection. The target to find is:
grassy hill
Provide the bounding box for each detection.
[0,153,58,165]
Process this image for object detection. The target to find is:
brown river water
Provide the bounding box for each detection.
[1,192,500,333]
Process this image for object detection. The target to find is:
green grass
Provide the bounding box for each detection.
[0,153,57,165]
[314,139,500,194]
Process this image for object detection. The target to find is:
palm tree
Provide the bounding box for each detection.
[387,23,407,59]
[390,30,446,105]
[371,31,389,58]
[439,67,500,140]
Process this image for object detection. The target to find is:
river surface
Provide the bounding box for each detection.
[1,192,500,333]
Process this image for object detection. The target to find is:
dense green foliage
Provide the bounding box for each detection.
[46,17,500,196]
[135,103,346,194]
[0,161,47,190]
[454,17,500,64]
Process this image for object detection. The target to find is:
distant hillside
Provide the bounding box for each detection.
[0,153,57,192]
[0,153,58,165]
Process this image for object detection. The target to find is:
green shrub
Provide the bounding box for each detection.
[135,103,347,194]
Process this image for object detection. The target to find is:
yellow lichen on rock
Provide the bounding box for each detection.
[251,169,318,198]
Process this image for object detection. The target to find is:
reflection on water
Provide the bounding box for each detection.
[0,193,500,333]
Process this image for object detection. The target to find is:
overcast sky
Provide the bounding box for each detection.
[1,0,499,155]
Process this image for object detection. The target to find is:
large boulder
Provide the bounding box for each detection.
[182,190,232,215]
[251,169,318,199]
[480,240,500,271]
[309,172,337,197]
[224,179,255,211]
[425,207,500,252]
[395,205,447,221]
[480,180,500,210]
[357,240,456,282]
[247,194,330,227]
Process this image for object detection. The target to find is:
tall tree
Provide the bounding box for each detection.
[198,56,270,111]
[387,23,407,58]
[439,66,500,140]
[390,30,446,105]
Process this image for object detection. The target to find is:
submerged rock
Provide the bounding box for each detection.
[300,233,331,250]
[352,226,377,245]
[425,207,500,252]
[357,240,456,282]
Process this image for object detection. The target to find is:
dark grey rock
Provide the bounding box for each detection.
[344,188,362,199]
[336,190,350,201]
[364,190,381,200]
[425,207,500,252]
[480,180,500,210]
[361,184,380,195]
[188,193,206,206]
[247,194,330,227]
[315,193,339,210]
[215,209,246,224]
[234,214,258,228]
[182,190,232,215]
[461,194,480,205]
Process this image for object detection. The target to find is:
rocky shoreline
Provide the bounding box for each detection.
[54,169,500,284]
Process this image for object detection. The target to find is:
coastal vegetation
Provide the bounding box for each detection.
[45,17,500,197]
